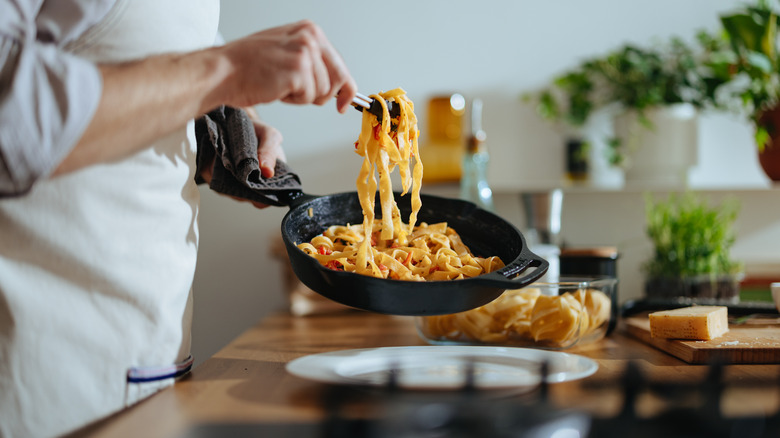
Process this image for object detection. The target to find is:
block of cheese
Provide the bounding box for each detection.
[648,306,729,340]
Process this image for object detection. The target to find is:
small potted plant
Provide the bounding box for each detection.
[643,192,744,302]
[701,0,780,181]
[525,37,712,186]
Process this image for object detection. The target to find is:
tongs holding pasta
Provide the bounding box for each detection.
[351,92,401,123]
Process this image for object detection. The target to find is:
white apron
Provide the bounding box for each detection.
[0,1,219,436]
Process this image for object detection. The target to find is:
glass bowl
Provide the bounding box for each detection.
[415,277,618,350]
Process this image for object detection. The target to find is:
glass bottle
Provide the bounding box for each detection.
[565,137,590,183]
[459,98,494,211]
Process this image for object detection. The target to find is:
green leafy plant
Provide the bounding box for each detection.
[643,192,743,278]
[525,37,712,165]
[701,0,780,150]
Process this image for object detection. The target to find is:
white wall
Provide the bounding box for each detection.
[191,0,778,365]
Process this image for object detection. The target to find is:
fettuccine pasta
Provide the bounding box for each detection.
[298,88,505,281]
[297,220,505,281]
[418,288,611,347]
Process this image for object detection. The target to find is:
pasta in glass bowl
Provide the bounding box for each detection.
[415,277,618,350]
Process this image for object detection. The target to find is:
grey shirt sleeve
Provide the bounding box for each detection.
[0,0,105,197]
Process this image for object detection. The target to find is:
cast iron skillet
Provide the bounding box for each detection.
[276,189,548,316]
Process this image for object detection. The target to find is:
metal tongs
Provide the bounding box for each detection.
[351,92,401,123]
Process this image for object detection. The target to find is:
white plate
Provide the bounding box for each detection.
[285,346,598,390]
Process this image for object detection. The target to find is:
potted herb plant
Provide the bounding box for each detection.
[643,192,744,302]
[525,37,712,187]
[702,0,780,181]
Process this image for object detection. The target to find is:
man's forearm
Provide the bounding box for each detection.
[53,47,232,176]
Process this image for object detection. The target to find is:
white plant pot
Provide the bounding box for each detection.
[613,104,698,188]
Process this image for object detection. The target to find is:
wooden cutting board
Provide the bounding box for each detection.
[624,314,780,364]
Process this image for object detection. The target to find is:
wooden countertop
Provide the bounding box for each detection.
[75,311,780,438]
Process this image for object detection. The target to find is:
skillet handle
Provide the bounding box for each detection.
[473,246,550,289]
[274,189,320,209]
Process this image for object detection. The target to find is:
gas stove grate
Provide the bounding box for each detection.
[184,360,780,438]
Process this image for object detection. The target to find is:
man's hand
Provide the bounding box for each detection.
[196,107,284,209]
[242,107,284,209]
[245,107,285,179]
[217,20,357,114]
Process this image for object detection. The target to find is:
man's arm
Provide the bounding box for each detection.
[54,20,357,176]
[52,49,229,175]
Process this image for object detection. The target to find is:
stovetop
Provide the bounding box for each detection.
[183,361,780,438]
